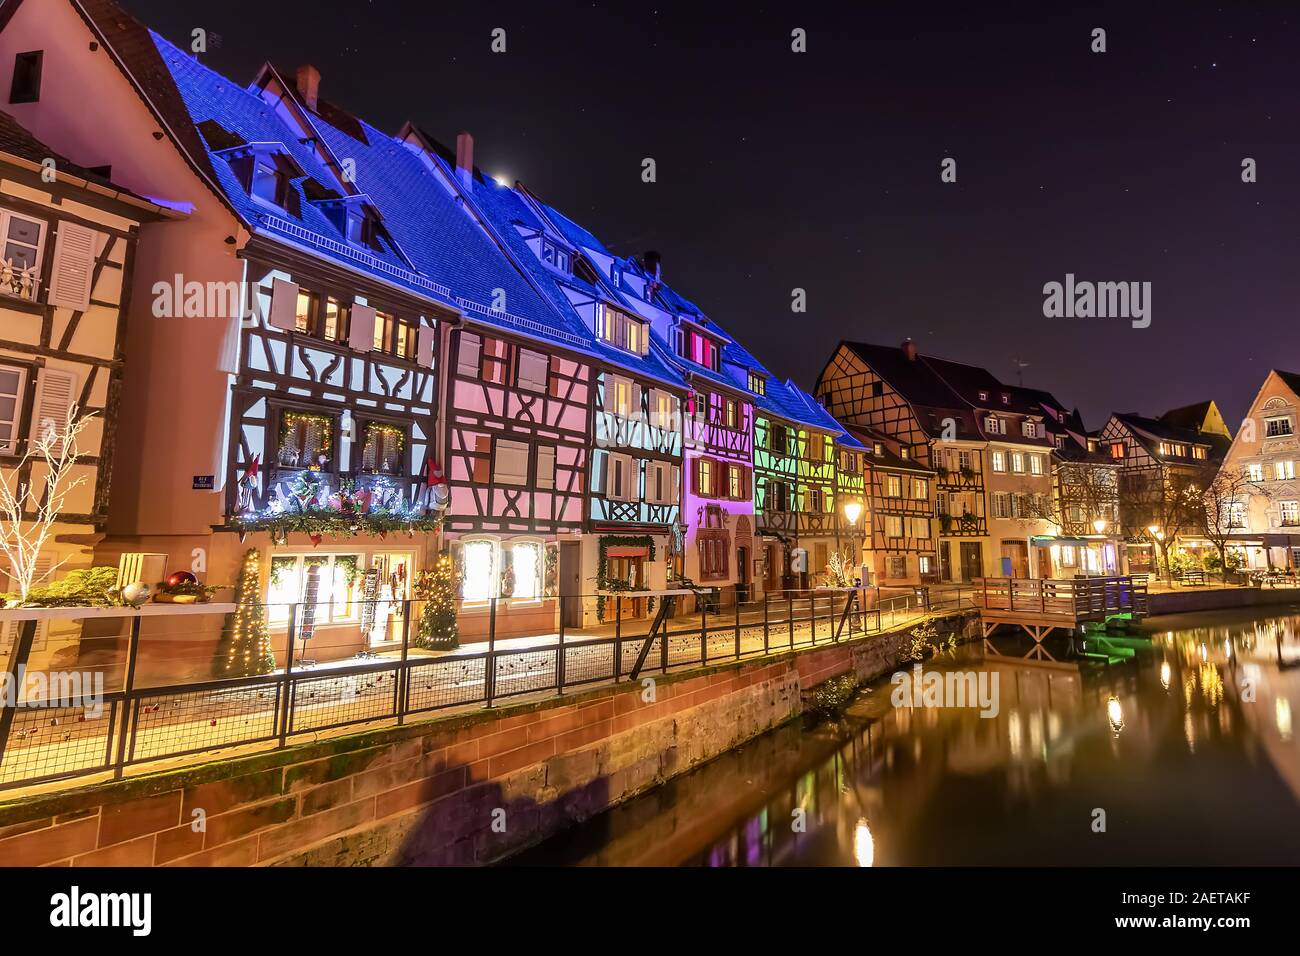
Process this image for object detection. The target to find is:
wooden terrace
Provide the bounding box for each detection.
[971,576,1148,640]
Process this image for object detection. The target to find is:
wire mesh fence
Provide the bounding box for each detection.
[0,585,971,792]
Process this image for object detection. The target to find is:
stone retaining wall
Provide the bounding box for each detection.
[0,610,976,867]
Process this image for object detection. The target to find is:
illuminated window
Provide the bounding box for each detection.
[728,464,741,499]
[1011,452,1025,473]
[1281,501,1300,526]
[278,409,334,470]
[1266,417,1293,437]
[1029,455,1043,475]
[991,451,1006,473]
[462,539,499,603]
[885,475,901,498]
[509,541,543,601]
[597,303,648,355]
[1276,460,1295,481]
[266,553,362,624]
[361,423,405,475]
[1247,463,1264,482]
[748,372,766,395]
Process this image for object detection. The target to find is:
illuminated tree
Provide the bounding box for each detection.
[215,548,276,677]
[413,553,459,650]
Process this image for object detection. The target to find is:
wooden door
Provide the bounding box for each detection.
[559,540,582,627]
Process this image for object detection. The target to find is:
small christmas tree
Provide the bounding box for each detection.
[215,548,276,677]
[413,553,459,650]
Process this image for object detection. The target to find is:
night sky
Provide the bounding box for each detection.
[125,0,1300,429]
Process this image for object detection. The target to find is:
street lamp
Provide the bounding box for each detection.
[843,500,863,527]
[1092,518,1108,535]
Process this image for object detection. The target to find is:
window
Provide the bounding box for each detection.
[767,480,790,512]
[652,390,676,430]
[360,422,404,475]
[918,555,932,575]
[371,311,417,358]
[462,539,499,603]
[251,159,287,207]
[1192,446,1207,460]
[0,364,26,455]
[1011,452,1025,473]
[1029,455,1043,476]
[1266,417,1294,438]
[698,458,714,497]
[1000,393,1010,405]
[748,372,766,395]
[887,556,907,578]
[1110,442,1125,460]
[0,208,45,299]
[991,451,1005,473]
[885,515,904,538]
[725,399,738,429]
[977,391,988,402]
[1021,421,1039,438]
[808,488,823,513]
[769,422,790,454]
[1281,501,1300,526]
[9,51,42,104]
[536,446,556,490]
[517,349,549,392]
[908,517,931,539]
[1247,463,1264,483]
[1276,460,1296,481]
[278,410,334,469]
[648,461,677,504]
[728,464,742,499]
[1227,500,1247,529]
[606,376,635,418]
[509,541,544,601]
[457,332,482,376]
[885,475,902,498]
[607,454,635,500]
[493,439,529,485]
[540,237,570,273]
[597,303,648,355]
[266,553,363,625]
[910,477,928,500]
[680,327,720,371]
[1054,434,1067,449]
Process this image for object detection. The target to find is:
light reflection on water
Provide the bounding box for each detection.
[510,607,1300,866]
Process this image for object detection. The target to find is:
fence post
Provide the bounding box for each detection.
[110,614,145,777]
[763,591,770,655]
[700,597,708,665]
[485,598,497,708]
[810,591,817,645]
[788,593,794,650]
[396,599,411,725]
[614,597,623,680]
[557,595,566,695]
[734,594,741,660]
[661,595,670,672]
[0,619,39,765]
[278,603,298,746]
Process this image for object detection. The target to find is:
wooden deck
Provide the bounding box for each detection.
[972,576,1147,640]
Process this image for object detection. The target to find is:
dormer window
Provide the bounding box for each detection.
[747,371,766,395]
[540,237,570,273]
[1000,393,1010,405]
[679,325,721,372]
[252,158,288,207]
[345,208,368,245]
[596,302,647,356]
[978,390,988,402]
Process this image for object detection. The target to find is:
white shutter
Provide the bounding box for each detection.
[47,222,97,311]
[518,349,548,391]
[671,465,680,504]
[457,332,481,376]
[602,375,615,413]
[33,367,78,454]
[268,278,299,330]
[536,445,556,490]
[417,324,437,368]
[348,303,377,351]
[631,383,643,420]
[493,439,529,485]
[591,452,607,495]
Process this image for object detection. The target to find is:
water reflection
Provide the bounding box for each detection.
[510,607,1300,866]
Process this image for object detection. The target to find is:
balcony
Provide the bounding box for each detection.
[937,512,987,537]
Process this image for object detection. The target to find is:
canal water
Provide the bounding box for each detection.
[509,607,1300,866]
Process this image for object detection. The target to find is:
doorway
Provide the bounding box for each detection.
[736,546,750,604]
[559,541,582,628]
[1000,540,1029,578]
[959,542,983,581]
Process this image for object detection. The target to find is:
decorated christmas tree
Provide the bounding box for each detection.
[215,548,277,677]
[413,553,459,650]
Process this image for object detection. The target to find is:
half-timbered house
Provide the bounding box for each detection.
[1099,402,1230,574]
[0,110,182,668]
[849,427,937,586]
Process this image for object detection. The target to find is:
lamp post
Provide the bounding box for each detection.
[1148,524,1166,581]
[843,500,864,582]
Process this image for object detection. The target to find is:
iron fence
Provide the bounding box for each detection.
[0,585,973,793]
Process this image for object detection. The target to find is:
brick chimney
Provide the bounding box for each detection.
[455,131,474,191]
[295,64,320,112]
[901,338,918,361]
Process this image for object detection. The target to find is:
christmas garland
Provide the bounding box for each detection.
[231,508,443,543]
[595,534,657,621]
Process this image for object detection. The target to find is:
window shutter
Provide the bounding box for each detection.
[671,465,680,504]
[691,459,701,496]
[348,304,377,351]
[536,445,556,490]
[416,324,436,368]
[472,434,490,484]
[268,278,299,330]
[33,367,78,454]
[457,332,482,376]
[631,383,643,418]
[47,221,97,311]
[591,452,608,495]
[493,439,529,485]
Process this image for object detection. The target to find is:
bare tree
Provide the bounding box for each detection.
[1018,462,1120,535]
[1119,464,1214,581]
[1201,466,1267,583]
[0,405,96,602]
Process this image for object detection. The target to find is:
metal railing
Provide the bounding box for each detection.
[0,586,974,794]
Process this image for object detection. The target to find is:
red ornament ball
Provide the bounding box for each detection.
[166,570,198,589]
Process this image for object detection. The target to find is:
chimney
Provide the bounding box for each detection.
[295,64,321,112]
[455,131,474,191]
[901,338,918,361]
[643,250,662,280]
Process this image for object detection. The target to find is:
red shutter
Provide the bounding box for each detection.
[472,435,489,484]
[691,459,701,496]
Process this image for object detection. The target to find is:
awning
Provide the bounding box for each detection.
[1030,536,1091,547]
